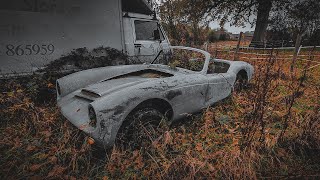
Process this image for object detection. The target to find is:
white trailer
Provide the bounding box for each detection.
[0,0,171,76]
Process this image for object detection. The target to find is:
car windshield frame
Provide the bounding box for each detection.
[169,46,211,75]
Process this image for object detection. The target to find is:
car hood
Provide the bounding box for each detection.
[79,77,149,99]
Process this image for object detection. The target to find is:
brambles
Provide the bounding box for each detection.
[42,47,128,72]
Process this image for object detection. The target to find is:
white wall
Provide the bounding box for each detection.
[0,0,123,75]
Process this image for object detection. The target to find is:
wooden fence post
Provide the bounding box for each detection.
[234,32,243,60]
[291,33,303,72]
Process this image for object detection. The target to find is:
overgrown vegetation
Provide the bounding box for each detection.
[41,46,128,72]
[0,46,319,179]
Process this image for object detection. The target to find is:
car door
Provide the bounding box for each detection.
[133,20,164,63]
[205,66,233,106]
[166,74,208,119]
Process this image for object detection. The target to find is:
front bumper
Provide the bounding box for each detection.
[57,91,112,147]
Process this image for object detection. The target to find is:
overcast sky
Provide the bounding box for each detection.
[209,21,255,34]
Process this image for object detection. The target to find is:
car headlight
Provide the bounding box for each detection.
[88,106,97,128]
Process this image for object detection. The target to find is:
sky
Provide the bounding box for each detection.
[209,21,255,34]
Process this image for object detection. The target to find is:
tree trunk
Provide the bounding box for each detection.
[192,21,199,45]
[234,32,243,60]
[250,0,272,47]
[169,20,178,41]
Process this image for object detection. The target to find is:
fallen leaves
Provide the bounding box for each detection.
[30,164,43,172]
[47,166,67,177]
[26,145,37,152]
[195,143,203,152]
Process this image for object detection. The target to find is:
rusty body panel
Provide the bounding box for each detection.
[56,46,254,147]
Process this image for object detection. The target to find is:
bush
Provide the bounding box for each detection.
[42,47,128,72]
[207,30,217,43]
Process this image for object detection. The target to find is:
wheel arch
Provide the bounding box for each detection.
[237,69,248,81]
[128,98,174,121]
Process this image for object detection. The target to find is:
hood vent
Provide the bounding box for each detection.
[81,89,101,98]
[74,89,100,102]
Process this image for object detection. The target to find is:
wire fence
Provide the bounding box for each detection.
[201,41,320,72]
[248,40,295,48]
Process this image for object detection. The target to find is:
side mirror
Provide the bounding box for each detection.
[154,29,161,41]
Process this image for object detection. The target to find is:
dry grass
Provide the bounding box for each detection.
[0,46,319,179]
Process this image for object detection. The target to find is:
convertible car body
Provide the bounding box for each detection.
[56,46,254,147]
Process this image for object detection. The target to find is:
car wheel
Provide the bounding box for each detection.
[234,74,248,92]
[115,107,165,150]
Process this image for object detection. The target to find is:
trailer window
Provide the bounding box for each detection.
[134,20,164,41]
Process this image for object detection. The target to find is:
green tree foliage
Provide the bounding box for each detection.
[219,33,228,41]
[270,0,320,35]
[304,29,320,46]
[207,30,217,43]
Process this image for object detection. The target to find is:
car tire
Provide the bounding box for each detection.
[115,107,165,150]
[234,73,248,92]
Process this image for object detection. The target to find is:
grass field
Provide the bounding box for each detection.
[0,43,319,179]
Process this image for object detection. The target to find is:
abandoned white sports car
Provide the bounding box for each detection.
[56,46,254,148]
